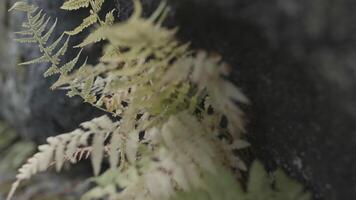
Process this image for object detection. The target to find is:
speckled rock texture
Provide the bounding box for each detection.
[0,0,355,199]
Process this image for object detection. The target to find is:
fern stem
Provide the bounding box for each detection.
[89,0,105,25]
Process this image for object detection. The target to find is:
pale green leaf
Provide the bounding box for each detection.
[60,49,83,75]
[91,132,105,176]
[43,65,60,77]
[65,14,97,36]
[14,37,37,43]
[42,18,57,43]
[75,26,108,48]
[61,0,91,10]
[19,55,50,66]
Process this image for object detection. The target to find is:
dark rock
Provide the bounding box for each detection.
[167,0,356,199]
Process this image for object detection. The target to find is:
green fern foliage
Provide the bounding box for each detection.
[61,0,91,11]
[6,115,119,200]
[64,0,114,35]
[7,0,311,200]
[9,1,85,81]
[172,161,311,200]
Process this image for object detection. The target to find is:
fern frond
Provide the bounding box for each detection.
[14,30,33,36]
[14,37,37,43]
[46,33,64,53]
[42,18,57,43]
[61,0,91,10]
[105,9,116,25]
[37,17,51,36]
[9,1,258,200]
[65,14,98,35]
[74,26,108,48]
[53,35,70,59]
[171,161,311,200]
[60,49,83,75]
[93,0,105,12]
[91,130,105,176]
[63,0,113,38]
[131,0,143,20]
[10,3,75,74]
[18,55,51,66]
[30,9,42,22]
[44,65,60,77]
[6,115,119,200]
[32,13,46,29]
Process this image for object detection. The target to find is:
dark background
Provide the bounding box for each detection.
[0,0,355,199]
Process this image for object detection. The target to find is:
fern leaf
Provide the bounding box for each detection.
[6,115,118,200]
[65,14,97,36]
[148,1,167,23]
[105,9,115,25]
[47,33,65,54]
[55,141,65,171]
[14,37,37,43]
[126,131,139,164]
[82,76,95,100]
[14,30,33,36]
[42,18,57,43]
[247,161,271,198]
[94,0,105,12]
[60,49,83,75]
[37,17,51,36]
[44,65,60,77]
[30,9,43,24]
[19,55,50,66]
[75,26,108,48]
[274,169,311,200]
[66,133,81,163]
[32,13,46,29]
[131,0,143,19]
[54,35,70,59]
[109,132,121,169]
[61,0,91,10]
[92,131,105,176]
[8,1,35,12]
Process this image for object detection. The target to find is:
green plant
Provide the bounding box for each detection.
[172,161,311,200]
[7,1,310,200]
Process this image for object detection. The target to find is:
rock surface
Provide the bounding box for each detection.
[167,0,356,199]
[1,0,355,199]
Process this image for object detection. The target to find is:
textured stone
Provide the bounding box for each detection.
[168,0,356,199]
